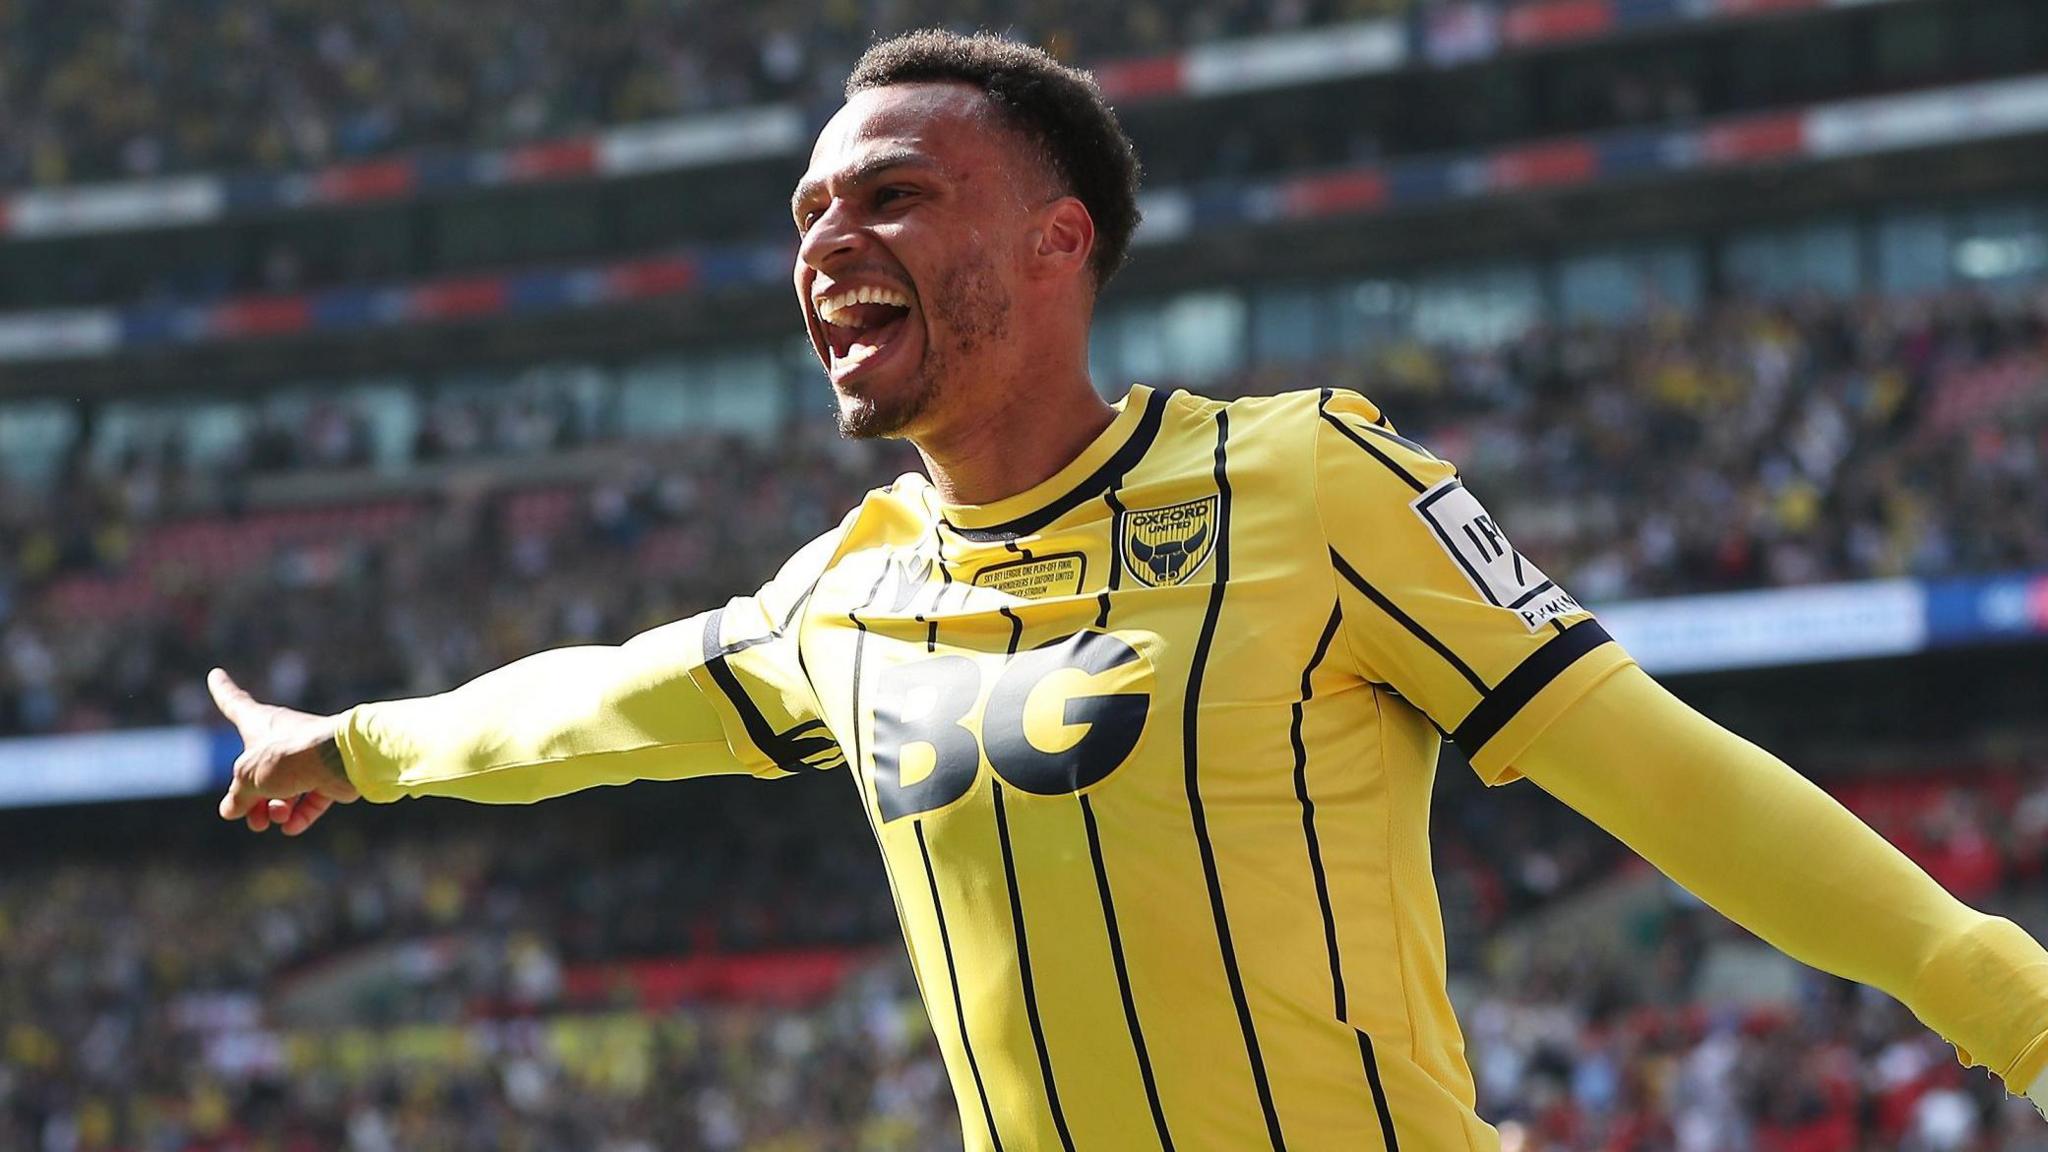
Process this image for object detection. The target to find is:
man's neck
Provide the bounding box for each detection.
[913,371,1118,508]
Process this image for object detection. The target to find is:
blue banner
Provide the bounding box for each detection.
[1925,570,2048,648]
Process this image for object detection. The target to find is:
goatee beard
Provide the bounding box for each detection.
[832,254,1006,441]
[836,366,940,440]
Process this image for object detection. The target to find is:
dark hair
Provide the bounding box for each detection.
[846,30,1143,288]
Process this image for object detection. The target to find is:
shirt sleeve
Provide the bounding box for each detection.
[339,523,847,803]
[1517,662,2048,1092]
[1312,388,1633,784]
[683,523,849,781]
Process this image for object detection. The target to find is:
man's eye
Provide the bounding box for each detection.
[876,187,913,207]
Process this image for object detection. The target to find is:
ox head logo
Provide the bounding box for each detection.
[1119,496,1219,588]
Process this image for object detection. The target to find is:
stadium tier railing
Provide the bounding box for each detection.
[3,71,2045,364]
[0,0,1912,243]
[2,569,2041,810]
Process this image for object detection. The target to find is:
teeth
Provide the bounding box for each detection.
[816,285,912,328]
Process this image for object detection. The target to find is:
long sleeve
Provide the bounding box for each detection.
[337,520,852,804]
[336,615,748,804]
[1515,662,2048,1091]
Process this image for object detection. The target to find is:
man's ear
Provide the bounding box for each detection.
[1031,196,1096,282]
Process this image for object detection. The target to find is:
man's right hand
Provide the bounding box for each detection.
[208,667,358,835]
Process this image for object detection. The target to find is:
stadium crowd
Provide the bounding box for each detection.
[2,0,1418,187]
[1469,770,2048,1152]
[41,0,1984,194]
[1247,289,2048,600]
[0,290,2043,737]
[0,784,937,1152]
[4,762,2047,1151]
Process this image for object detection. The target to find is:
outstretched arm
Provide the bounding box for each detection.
[336,616,745,804]
[211,518,852,835]
[211,616,741,830]
[1305,388,2048,1104]
[1514,662,2048,1101]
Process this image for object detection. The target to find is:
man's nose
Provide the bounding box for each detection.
[798,202,865,273]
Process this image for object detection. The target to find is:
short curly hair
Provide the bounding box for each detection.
[846,30,1143,289]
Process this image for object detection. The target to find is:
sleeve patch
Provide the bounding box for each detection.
[1410,478,1582,632]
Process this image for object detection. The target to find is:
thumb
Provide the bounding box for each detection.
[207,668,261,728]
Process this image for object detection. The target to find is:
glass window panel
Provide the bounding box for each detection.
[702,352,787,438]
[619,358,702,437]
[1953,203,2048,288]
[255,391,312,431]
[179,402,253,469]
[1559,254,1637,322]
[255,386,367,469]
[498,363,612,450]
[561,363,617,442]
[1331,278,1414,356]
[1559,243,1700,323]
[89,400,254,471]
[1725,221,1860,299]
[1412,265,1544,348]
[1725,233,1783,298]
[1158,291,1246,385]
[1877,211,1951,296]
[89,403,161,470]
[1088,310,1125,387]
[782,337,834,408]
[1644,246,1702,314]
[336,379,422,470]
[1795,223,1862,298]
[0,402,79,483]
[1114,306,1169,384]
[1251,284,1325,366]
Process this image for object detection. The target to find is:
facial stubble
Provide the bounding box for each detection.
[835,249,1012,440]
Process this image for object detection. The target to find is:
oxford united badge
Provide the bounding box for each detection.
[1119,496,1219,587]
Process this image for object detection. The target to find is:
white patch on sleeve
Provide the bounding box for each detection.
[1410,478,1583,632]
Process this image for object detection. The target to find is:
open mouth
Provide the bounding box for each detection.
[816,286,915,383]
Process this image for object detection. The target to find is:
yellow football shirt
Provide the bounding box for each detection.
[342,384,1640,1150]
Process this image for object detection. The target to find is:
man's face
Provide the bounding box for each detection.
[791,84,1036,439]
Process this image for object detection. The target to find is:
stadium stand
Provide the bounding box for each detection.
[5,765,2048,1150]
[2,0,1413,186]
[6,0,2043,317]
[9,0,2040,190]
[2,291,2041,737]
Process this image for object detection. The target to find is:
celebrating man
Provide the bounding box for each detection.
[212,30,2048,1150]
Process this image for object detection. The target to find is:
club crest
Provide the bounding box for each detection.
[1119,496,1219,588]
